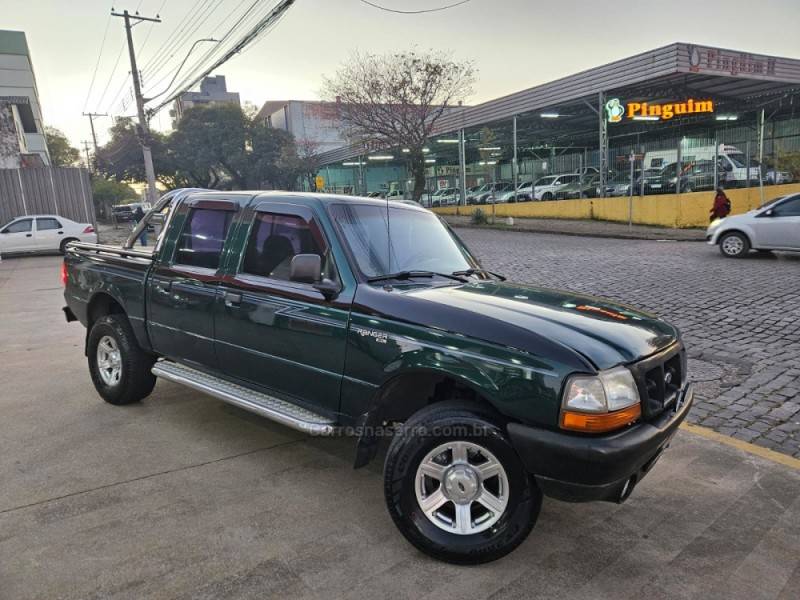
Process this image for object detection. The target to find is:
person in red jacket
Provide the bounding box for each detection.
[710,187,731,222]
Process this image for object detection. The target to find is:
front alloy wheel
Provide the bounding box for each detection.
[384,401,541,564]
[719,231,750,258]
[415,441,510,535]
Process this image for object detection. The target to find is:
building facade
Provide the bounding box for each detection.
[170,75,240,127]
[0,30,50,167]
[256,100,349,154]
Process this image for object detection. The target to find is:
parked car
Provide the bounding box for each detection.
[534,174,581,201]
[62,188,693,564]
[464,185,484,204]
[765,169,793,185]
[476,182,514,204]
[641,168,669,194]
[430,187,459,206]
[497,180,533,203]
[0,214,97,256]
[111,202,148,222]
[657,161,725,193]
[706,192,800,257]
[605,171,643,197]
[555,174,601,199]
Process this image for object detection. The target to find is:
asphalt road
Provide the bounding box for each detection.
[456,227,800,458]
[1,251,799,600]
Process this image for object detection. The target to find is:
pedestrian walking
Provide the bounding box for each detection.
[132,205,148,246]
[710,187,731,222]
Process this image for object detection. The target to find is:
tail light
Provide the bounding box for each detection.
[83,225,95,233]
[60,261,68,286]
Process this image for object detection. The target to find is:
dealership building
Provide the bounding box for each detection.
[313,42,800,217]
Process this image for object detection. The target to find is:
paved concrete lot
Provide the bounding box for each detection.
[458,228,800,458]
[1,254,799,599]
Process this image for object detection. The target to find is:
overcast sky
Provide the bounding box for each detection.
[5,0,800,148]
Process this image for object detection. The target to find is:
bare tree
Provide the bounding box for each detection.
[323,50,475,201]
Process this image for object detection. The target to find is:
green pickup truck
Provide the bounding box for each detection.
[62,188,692,564]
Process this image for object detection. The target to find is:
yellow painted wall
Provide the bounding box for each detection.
[434,183,800,228]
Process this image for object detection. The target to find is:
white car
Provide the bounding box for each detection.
[0,215,97,256]
[533,174,581,201]
[706,193,800,258]
[497,180,533,203]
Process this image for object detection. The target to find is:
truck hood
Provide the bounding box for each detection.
[358,281,679,371]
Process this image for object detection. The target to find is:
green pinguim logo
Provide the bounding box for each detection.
[605,98,625,123]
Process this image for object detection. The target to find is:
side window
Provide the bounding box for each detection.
[37,218,62,231]
[3,219,32,233]
[773,197,800,217]
[174,208,232,269]
[242,212,330,282]
[651,158,664,168]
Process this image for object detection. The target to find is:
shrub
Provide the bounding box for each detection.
[471,208,489,225]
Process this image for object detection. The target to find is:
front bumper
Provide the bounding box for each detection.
[507,383,693,503]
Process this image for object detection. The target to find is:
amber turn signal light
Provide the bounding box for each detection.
[560,403,641,433]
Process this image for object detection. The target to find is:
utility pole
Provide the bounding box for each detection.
[111,8,161,204]
[82,141,93,172]
[82,112,107,156]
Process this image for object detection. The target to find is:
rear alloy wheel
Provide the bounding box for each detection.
[88,314,156,405]
[719,231,750,258]
[384,401,541,564]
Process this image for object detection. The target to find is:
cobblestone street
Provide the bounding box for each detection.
[456,227,800,458]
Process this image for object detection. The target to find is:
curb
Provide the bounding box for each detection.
[445,221,706,242]
[680,422,800,470]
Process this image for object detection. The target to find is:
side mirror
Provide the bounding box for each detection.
[290,254,322,284]
[724,164,733,172]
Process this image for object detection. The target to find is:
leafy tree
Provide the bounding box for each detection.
[96,118,171,186]
[91,176,137,219]
[45,126,80,167]
[97,104,304,193]
[322,50,475,201]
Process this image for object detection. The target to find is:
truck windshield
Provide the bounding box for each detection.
[328,203,474,279]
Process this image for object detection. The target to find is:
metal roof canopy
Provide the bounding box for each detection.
[318,42,800,167]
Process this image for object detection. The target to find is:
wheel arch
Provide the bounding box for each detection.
[84,290,131,355]
[353,367,502,469]
[717,227,752,246]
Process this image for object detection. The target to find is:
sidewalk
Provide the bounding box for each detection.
[443,214,706,241]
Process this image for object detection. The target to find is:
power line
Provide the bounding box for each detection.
[155,0,272,98]
[357,0,474,14]
[95,40,128,112]
[139,0,216,80]
[136,0,169,57]
[83,11,113,112]
[149,0,295,115]
[142,0,227,95]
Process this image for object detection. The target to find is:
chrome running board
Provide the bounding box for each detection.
[152,361,336,435]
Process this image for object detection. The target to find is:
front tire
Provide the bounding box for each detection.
[719,231,750,258]
[383,401,541,564]
[88,314,156,405]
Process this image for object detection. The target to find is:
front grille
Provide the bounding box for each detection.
[630,343,686,420]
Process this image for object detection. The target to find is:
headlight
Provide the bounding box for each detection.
[561,367,641,433]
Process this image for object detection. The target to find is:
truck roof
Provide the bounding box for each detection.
[178,189,428,212]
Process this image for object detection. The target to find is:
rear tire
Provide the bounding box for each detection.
[59,237,78,254]
[88,314,156,405]
[384,401,541,564]
[542,192,553,201]
[719,231,750,258]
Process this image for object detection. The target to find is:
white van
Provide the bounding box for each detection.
[643,145,760,188]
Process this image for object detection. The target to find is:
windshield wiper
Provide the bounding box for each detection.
[452,268,506,281]
[367,270,468,284]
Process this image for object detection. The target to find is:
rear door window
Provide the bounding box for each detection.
[174,208,233,269]
[36,218,62,231]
